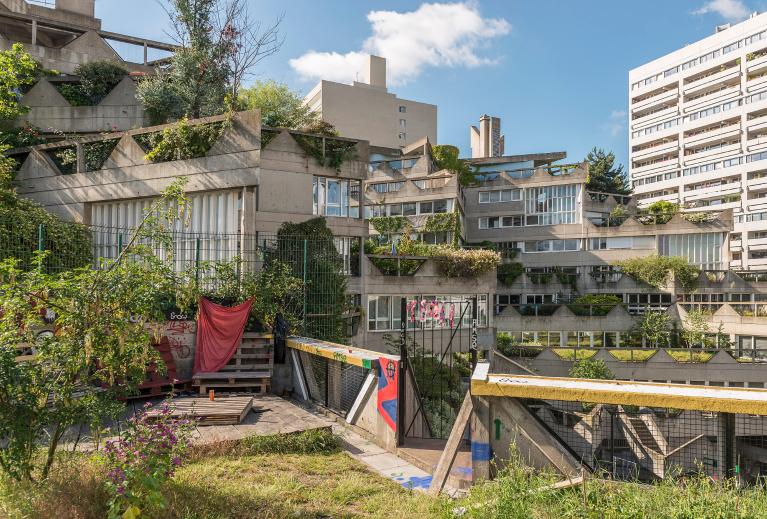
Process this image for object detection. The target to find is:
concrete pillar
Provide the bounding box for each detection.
[143,42,148,65]
[75,142,84,174]
[31,20,37,46]
[470,394,492,482]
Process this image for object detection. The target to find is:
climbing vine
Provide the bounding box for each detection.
[424,212,456,233]
[369,216,408,235]
[293,134,357,171]
[140,118,226,163]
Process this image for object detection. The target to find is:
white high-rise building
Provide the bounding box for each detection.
[628,12,767,270]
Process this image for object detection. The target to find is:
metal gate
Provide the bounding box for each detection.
[397,296,477,444]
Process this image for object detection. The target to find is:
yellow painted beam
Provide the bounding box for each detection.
[287,337,395,369]
[472,374,767,416]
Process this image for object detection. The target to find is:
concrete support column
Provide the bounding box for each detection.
[470,394,492,482]
[144,42,148,65]
[75,142,85,174]
[31,20,37,46]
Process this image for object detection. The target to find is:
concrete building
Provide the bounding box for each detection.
[0,0,175,133]
[469,114,504,158]
[628,11,767,270]
[304,55,437,149]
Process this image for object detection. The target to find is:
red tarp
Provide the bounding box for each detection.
[193,297,253,374]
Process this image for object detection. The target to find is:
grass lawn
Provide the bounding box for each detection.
[0,430,446,519]
[666,350,714,363]
[608,349,658,362]
[552,349,597,360]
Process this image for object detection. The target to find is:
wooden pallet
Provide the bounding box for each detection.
[193,332,273,394]
[145,396,254,426]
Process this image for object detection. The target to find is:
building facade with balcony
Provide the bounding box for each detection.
[628,12,767,270]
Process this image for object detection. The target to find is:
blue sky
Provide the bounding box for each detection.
[96,0,767,167]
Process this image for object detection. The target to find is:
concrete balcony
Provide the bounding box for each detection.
[632,156,679,176]
[631,140,679,162]
[632,88,679,114]
[631,123,681,148]
[683,68,740,97]
[631,75,678,99]
[638,192,680,206]
[731,239,743,250]
[747,134,767,152]
[683,183,741,202]
[731,259,743,269]
[746,114,767,133]
[683,85,740,114]
[685,199,741,211]
[747,257,767,268]
[746,53,767,74]
[747,176,767,191]
[684,124,740,147]
[746,198,767,211]
[747,74,767,93]
[631,105,679,127]
[747,236,767,249]
[682,142,741,166]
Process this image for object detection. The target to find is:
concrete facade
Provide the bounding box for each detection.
[628,11,767,270]
[304,56,437,149]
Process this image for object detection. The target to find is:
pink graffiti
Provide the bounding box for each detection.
[449,303,455,328]
[166,320,196,335]
[166,336,192,359]
[407,300,417,322]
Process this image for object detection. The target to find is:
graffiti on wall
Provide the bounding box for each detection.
[377,357,399,431]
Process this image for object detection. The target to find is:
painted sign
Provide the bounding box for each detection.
[377,356,399,431]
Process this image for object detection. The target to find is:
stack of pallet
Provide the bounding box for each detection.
[193,332,273,395]
[130,337,187,398]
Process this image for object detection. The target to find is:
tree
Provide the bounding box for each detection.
[682,309,711,348]
[138,0,282,124]
[585,147,630,195]
[0,43,41,121]
[238,80,319,129]
[0,179,189,481]
[632,311,672,348]
[433,145,475,186]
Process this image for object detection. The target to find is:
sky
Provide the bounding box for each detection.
[95,0,767,168]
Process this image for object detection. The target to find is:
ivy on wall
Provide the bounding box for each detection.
[369,216,408,235]
[424,212,456,233]
[497,262,523,285]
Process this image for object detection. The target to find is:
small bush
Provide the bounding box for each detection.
[431,246,500,278]
[497,262,523,286]
[141,117,225,162]
[55,61,128,106]
[568,294,622,316]
[569,358,614,379]
[236,428,340,456]
[616,255,700,291]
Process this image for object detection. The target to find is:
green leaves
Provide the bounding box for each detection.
[616,255,700,292]
[238,80,320,130]
[0,43,40,120]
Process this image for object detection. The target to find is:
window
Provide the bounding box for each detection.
[368,295,488,331]
[313,177,360,217]
[334,237,360,276]
[433,199,449,213]
[479,189,522,203]
[399,119,406,127]
[479,217,500,229]
[403,203,417,216]
[388,203,402,216]
[524,239,580,252]
[399,106,406,113]
[659,233,725,270]
[524,184,578,226]
[370,181,404,194]
[479,215,522,229]
[419,201,433,214]
[398,132,406,140]
[501,215,523,227]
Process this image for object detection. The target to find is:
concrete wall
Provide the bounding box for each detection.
[18,77,146,133]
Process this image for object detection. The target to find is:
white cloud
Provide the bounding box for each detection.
[603,109,627,137]
[289,2,510,86]
[693,0,750,21]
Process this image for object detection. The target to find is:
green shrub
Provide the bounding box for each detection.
[433,144,476,186]
[369,216,408,235]
[236,429,340,455]
[140,118,225,163]
[293,133,357,170]
[569,358,614,379]
[55,61,127,106]
[497,262,523,285]
[638,200,679,224]
[568,294,622,316]
[616,255,699,291]
[430,246,500,278]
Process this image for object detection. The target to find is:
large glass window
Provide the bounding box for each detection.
[334,236,361,276]
[658,232,724,269]
[313,177,360,217]
[524,184,578,225]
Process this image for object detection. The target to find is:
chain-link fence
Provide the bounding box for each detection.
[0,223,359,343]
[296,349,370,417]
[525,399,767,484]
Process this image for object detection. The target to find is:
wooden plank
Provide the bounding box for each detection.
[145,396,253,426]
[287,337,391,369]
[194,371,271,380]
[428,391,473,495]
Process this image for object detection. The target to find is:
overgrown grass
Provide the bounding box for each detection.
[666,350,714,363]
[457,449,767,518]
[0,430,446,519]
[552,349,598,360]
[608,349,658,362]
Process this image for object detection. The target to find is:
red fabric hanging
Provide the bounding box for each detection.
[193,297,253,374]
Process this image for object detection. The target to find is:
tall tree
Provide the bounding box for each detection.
[585,147,631,195]
[238,80,319,129]
[137,0,282,124]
